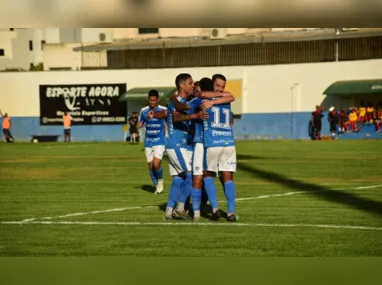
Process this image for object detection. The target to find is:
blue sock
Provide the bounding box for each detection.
[167,176,183,208]
[154,167,163,180]
[224,180,236,214]
[150,171,158,186]
[191,188,202,212]
[203,177,218,209]
[178,172,192,203]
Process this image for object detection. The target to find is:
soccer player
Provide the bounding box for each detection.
[137,90,167,194]
[152,73,208,220]
[201,77,238,222]
[212,74,231,190]
[168,78,235,221]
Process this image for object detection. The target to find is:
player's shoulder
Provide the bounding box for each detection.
[157,105,167,110]
[140,106,150,113]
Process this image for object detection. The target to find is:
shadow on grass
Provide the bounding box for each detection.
[136,184,156,194]
[237,154,267,160]
[238,162,382,217]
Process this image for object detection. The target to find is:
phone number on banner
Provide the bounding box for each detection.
[91,117,126,123]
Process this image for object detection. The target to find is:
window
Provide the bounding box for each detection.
[9,28,14,31]
[0,49,4,56]
[41,40,46,50]
[29,40,33,51]
[138,28,159,34]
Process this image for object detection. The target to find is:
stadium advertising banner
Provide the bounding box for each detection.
[39,84,127,125]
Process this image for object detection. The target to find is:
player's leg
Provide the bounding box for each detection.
[191,143,204,221]
[163,149,185,219]
[173,148,192,219]
[184,147,194,212]
[145,147,158,188]
[152,145,165,194]
[219,146,237,222]
[203,147,222,220]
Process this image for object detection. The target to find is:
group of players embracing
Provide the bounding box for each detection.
[137,73,238,222]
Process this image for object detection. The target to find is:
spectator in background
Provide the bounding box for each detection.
[338,109,347,134]
[0,110,14,143]
[358,103,366,123]
[328,106,338,140]
[63,112,72,142]
[128,112,139,144]
[373,107,381,132]
[366,103,375,123]
[311,105,324,140]
[345,108,358,132]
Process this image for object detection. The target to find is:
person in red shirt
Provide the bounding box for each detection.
[311,105,324,140]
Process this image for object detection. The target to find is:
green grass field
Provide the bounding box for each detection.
[0,140,381,257]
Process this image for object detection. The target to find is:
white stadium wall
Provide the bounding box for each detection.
[0,59,381,142]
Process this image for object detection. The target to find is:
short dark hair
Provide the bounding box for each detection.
[194,81,200,87]
[175,73,192,90]
[199,77,214,92]
[212,74,226,83]
[148,89,159,98]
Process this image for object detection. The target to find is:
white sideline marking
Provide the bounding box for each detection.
[43,145,90,149]
[355,185,382,190]
[1,220,382,231]
[21,206,157,223]
[19,184,382,224]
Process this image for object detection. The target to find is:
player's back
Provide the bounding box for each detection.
[204,101,234,148]
[139,105,167,147]
[167,99,189,149]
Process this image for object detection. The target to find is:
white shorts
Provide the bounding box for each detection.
[205,146,237,173]
[166,147,192,176]
[192,143,204,176]
[144,145,165,163]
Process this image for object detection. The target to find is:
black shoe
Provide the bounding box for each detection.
[209,210,221,221]
[226,214,236,222]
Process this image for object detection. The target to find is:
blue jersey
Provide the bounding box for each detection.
[186,97,204,144]
[203,101,235,147]
[139,105,167,147]
[166,97,189,149]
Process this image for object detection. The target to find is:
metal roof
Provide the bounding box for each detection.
[73,28,382,52]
